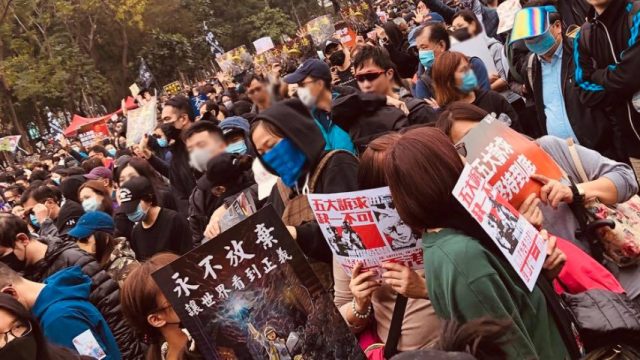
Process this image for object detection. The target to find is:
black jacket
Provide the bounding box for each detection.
[24,237,145,359]
[574,0,640,157]
[254,99,359,263]
[331,87,409,153]
[148,137,196,214]
[519,38,623,162]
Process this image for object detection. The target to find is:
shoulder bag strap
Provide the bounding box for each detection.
[383,295,408,359]
[309,150,358,192]
[526,53,536,91]
[566,138,589,183]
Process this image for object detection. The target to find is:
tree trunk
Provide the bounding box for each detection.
[120,23,129,89]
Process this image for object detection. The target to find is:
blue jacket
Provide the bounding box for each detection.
[415,57,490,100]
[310,91,357,155]
[32,266,121,360]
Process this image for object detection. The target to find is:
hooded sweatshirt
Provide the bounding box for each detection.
[32,266,121,359]
[253,99,359,262]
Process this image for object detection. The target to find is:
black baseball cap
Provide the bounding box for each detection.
[283,59,332,84]
[118,176,154,214]
[324,39,341,54]
[196,153,244,191]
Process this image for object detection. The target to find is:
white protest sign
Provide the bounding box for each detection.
[452,164,546,291]
[126,97,157,146]
[497,0,522,34]
[253,37,275,55]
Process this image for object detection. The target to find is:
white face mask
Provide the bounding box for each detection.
[296,86,317,109]
[189,148,213,172]
[223,100,233,109]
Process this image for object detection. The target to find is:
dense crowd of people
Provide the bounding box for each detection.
[1,0,640,358]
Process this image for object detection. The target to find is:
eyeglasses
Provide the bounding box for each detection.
[0,321,32,349]
[355,71,386,83]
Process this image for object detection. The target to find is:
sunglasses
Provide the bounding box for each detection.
[355,71,386,83]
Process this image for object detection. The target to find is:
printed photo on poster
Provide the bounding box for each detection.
[453,164,546,291]
[308,187,423,277]
[152,206,364,360]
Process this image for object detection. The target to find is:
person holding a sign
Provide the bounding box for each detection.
[323,39,359,90]
[379,127,570,359]
[250,99,359,264]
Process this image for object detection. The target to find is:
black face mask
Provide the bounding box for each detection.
[161,123,181,141]
[0,334,37,360]
[0,251,27,272]
[329,51,346,67]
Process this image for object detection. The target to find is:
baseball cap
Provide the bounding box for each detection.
[197,153,244,191]
[283,59,332,84]
[68,211,115,239]
[56,200,85,235]
[324,39,341,54]
[118,176,154,214]
[83,166,112,181]
[220,116,250,138]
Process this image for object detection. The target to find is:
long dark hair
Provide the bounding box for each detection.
[114,157,168,196]
[78,231,116,268]
[78,180,114,216]
[0,293,89,360]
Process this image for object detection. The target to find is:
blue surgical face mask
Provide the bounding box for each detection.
[226,140,248,155]
[52,177,61,186]
[418,50,435,69]
[107,149,117,157]
[262,138,306,187]
[157,138,169,148]
[524,29,557,56]
[127,203,148,223]
[82,197,100,212]
[29,213,40,228]
[458,70,478,94]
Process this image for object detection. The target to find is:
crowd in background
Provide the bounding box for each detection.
[0,0,640,358]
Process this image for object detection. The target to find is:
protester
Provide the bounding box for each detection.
[21,185,84,237]
[0,293,91,360]
[243,73,272,113]
[573,0,640,175]
[0,213,144,358]
[78,180,114,216]
[414,22,490,100]
[68,211,137,284]
[121,253,202,360]
[431,51,519,129]
[379,127,569,359]
[282,58,357,154]
[437,102,640,299]
[511,3,623,162]
[0,264,121,359]
[324,39,359,89]
[219,116,254,156]
[379,21,420,79]
[119,176,192,260]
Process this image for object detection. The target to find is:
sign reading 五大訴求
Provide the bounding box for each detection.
[152,206,364,360]
[308,187,423,278]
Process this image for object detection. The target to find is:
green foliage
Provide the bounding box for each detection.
[241,7,297,42]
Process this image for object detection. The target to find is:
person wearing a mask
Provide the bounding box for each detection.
[510,3,623,162]
[121,253,204,360]
[194,153,257,244]
[413,22,490,100]
[324,39,359,89]
[119,176,192,261]
[431,51,520,128]
[105,144,117,158]
[78,181,114,216]
[142,95,196,215]
[198,100,221,122]
[0,293,88,360]
[378,21,420,79]
[183,122,228,246]
[0,268,121,359]
[219,116,255,156]
[20,185,84,237]
[250,99,359,287]
[282,58,357,154]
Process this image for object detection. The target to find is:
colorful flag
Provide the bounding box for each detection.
[0,135,21,152]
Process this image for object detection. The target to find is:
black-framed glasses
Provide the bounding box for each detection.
[0,320,32,349]
[355,71,385,83]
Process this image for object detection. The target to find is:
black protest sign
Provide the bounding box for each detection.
[152,206,364,360]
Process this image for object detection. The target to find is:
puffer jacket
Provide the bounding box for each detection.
[24,237,145,359]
